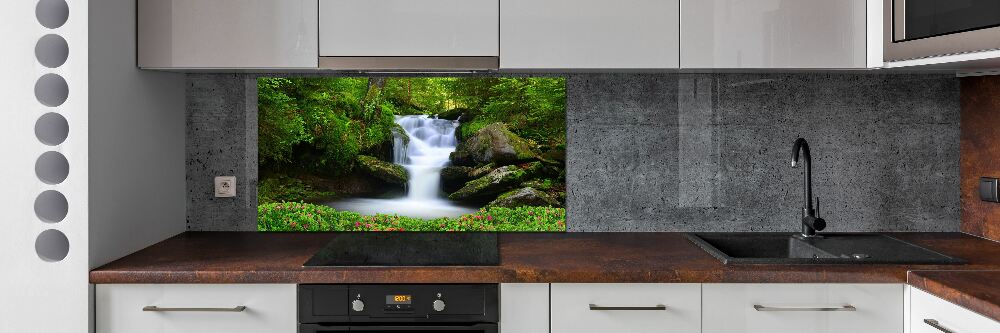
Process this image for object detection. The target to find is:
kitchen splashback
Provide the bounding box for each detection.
[187,73,960,232]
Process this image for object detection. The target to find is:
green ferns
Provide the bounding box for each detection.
[258,202,566,232]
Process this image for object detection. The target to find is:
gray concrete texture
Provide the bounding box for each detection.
[187,73,960,232]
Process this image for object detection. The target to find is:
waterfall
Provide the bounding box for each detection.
[393,115,459,200]
[325,115,475,219]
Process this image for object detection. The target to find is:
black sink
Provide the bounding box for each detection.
[686,233,965,265]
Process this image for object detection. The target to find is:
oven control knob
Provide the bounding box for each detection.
[351,299,365,312]
[432,299,446,312]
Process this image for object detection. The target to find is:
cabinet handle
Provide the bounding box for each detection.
[142,306,247,312]
[923,319,955,333]
[753,304,856,312]
[589,304,667,311]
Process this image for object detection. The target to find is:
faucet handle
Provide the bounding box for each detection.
[815,196,820,218]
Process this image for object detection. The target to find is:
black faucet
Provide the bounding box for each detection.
[791,138,826,237]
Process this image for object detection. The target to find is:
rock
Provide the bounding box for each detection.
[450,123,538,166]
[469,163,495,178]
[437,108,471,121]
[440,166,474,193]
[448,162,541,200]
[355,155,407,185]
[488,187,561,208]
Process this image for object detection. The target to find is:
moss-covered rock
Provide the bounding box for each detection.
[450,123,538,166]
[448,162,542,200]
[437,107,471,121]
[488,187,561,208]
[356,155,407,185]
[469,163,495,178]
[440,166,474,193]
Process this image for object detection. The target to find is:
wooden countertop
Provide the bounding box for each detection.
[908,270,1000,322]
[91,232,1000,284]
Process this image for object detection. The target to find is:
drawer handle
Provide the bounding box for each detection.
[143,306,247,312]
[923,319,955,333]
[753,304,856,312]
[589,304,667,311]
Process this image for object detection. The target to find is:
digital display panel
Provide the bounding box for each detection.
[386,294,412,305]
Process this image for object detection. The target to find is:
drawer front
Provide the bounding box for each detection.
[703,283,903,333]
[911,287,1000,333]
[96,284,297,333]
[551,283,700,333]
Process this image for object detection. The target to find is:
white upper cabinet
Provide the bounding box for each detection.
[500,0,681,69]
[681,0,879,69]
[138,0,318,69]
[319,0,499,57]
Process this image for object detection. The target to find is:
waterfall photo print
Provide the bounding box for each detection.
[256,77,567,232]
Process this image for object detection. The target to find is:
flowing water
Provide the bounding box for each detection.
[325,115,477,219]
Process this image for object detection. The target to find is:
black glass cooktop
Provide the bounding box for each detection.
[303,232,499,266]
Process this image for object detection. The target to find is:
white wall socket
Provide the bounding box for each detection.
[214,176,236,198]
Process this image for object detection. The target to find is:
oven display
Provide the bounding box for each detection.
[386,295,412,305]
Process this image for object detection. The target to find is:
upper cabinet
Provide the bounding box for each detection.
[318,0,500,70]
[137,0,318,69]
[500,0,680,69]
[681,0,881,69]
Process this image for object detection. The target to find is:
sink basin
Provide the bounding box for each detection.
[686,233,965,265]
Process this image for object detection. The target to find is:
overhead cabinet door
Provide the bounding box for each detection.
[319,0,499,58]
[681,0,871,68]
[138,0,318,69]
[501,0,680,69]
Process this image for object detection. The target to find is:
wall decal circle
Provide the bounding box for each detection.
[34,190,68,223]
[36,0,69,29]
[35,112,69,146]
[35,34,69,68]
[34,73,69,107]
[35,229,69,262]
[35,151,69,185]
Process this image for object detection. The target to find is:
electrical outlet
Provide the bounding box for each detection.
[215,176,236,198]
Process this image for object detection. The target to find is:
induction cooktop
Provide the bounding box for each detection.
[303,232,500,266]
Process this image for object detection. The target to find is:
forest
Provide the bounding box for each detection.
[257,77,567,232]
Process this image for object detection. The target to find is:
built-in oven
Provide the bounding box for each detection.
[884,0,1000,61]
[299,284,498,333]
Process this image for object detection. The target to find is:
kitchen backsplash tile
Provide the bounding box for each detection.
[187,73,960,232]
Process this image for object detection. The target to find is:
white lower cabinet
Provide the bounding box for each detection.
[910,287,1000,333]
[702,284,903,333]
[96,284,297,333]
[551,283,701,333]
[501,283,549,333]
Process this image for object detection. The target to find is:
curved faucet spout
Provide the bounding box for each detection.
[791,138,824,237]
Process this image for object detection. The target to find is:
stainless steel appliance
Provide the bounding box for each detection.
[299,284,499,332]
[885,0,1000,61]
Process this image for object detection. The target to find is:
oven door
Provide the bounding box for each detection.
[300,324,498,333]
[885,0,1000,61]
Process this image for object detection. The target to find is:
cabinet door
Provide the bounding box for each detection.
[681,0,868,68]
[500,284,549,333]
[910,287,1000,333]
[500,0,680,69]
[550,283,700,333]
[96,284,297,333]
[702,284,903,333]
[319,0,499,57]
[138,0,318,69]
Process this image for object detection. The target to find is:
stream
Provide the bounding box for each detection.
[324,115,477,219]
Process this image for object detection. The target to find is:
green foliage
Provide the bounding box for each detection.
[257,77,396,174]
[258,176,335,204]
[258,202,566,232]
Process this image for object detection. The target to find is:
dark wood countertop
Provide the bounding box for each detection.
[908,270,1000,322]
[91,232,1000,285]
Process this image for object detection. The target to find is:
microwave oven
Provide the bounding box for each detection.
[884,0,1000,62]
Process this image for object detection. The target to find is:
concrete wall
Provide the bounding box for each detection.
[186,73,960,232]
